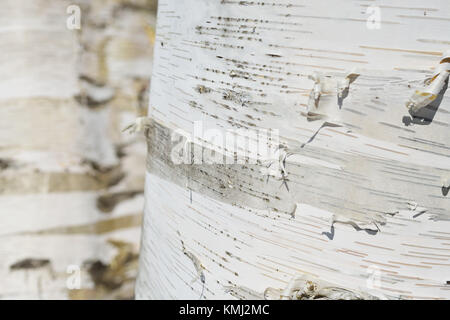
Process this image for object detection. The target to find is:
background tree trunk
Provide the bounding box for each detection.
[0,0,156,299]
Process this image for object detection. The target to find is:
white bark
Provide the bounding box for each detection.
[0,0,156,299]
[136,0,450,300]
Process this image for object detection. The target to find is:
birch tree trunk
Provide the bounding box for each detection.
[0,0,156,299]
[136,0,450,300]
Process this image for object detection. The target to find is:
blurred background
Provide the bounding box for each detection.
[0,0,157,299]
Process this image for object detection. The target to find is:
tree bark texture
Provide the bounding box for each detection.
[136,0,450,300]
[0,0,156,299]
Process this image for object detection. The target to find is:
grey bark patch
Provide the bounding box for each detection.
[85,260,122,290]
[82,160,125,188]
[84,240,139,291]
[0,158,12,170]
[144,119,450,229]
[10,258,50,270]
[96,190,143,213]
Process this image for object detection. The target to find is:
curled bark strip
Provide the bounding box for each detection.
[406,50,450,113]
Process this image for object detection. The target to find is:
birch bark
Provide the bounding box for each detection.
[136,0,450,300]
[0,0,156,299]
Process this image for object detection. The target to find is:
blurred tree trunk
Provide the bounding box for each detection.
[0,0,156,299]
